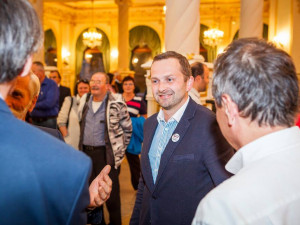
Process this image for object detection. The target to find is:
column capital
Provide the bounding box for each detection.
[114,0,132,7]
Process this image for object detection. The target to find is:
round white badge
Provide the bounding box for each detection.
[172,133,180,142]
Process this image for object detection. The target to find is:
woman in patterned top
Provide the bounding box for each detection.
[122,76,147,190]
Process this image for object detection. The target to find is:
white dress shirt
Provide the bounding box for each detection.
[188,87,201,105]
[192,126,300,225]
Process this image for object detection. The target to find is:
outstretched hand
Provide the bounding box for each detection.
[88,165,112,207]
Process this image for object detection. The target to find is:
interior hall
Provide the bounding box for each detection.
[27,1,300,224]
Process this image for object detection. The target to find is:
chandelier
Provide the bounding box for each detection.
[203,28,224,47]
[82,0,102,48]
[83,27,102,48]
[203,0,224,47]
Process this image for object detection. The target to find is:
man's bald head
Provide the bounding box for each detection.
[5,73,40,120]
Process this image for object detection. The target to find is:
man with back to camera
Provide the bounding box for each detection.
[130,51,234,225]
[188,62,210,104]
[0,0,111,224]
[6,72,113,224]
[49,70,71,110]
[192,38,300,225]
[30,61,59,129]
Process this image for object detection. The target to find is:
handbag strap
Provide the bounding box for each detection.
[66,96,73,128]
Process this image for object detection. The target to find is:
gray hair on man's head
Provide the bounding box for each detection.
[29,72,40,99]
[0,0,43,83]
[213,38,299,127]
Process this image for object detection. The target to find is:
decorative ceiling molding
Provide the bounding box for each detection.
[44,5,76,21]
[130,7,163,21]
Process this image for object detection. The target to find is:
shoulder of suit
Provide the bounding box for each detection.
[61,85,70,90]
[144,112,157,125]
[6,119,90,166]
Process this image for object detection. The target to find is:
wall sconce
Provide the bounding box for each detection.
[163,5,166,15]
[62,48,70,65]
[272,32,290,50]
[111,49,119,59]
[132,57,139,64]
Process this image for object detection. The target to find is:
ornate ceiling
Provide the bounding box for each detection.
[42,0,269,19]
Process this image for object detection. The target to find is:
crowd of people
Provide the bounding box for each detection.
[1,0,300,225]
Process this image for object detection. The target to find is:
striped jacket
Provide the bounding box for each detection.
[78,92,132,168]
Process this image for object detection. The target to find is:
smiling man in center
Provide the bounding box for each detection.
[130,51,234,225]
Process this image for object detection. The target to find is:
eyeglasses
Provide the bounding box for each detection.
[89,80,103,85]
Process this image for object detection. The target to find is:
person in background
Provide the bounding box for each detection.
[0,1,111,224]
[57,79,90,149]
[192,38,300,225]
[30,61,59,129]
[122,76,147,190]
[79,72,132,225]
[6,72,63,140]
[130,51,234,225]
[49,70,71,110]
[188,62,210,104]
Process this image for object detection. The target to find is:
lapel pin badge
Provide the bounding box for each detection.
[172,133,180,142]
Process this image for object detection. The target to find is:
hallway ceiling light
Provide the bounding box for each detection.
[203,28,224,47]
[82,0,102,48]
[203,0,224,47]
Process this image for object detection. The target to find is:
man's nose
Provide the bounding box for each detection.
[158,81,167,92]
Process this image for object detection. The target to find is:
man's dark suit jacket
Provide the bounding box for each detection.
[130,99,234,225]
[35,125,64,141]
[0,99,91,225]
[59,85,71,110]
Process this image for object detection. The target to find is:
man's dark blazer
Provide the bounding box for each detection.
[59,85,71,110]
[0,99,91,225]
[35,125,64,141]
[130,99,234,225]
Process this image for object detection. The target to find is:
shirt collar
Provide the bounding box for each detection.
[157,97,190,123]
[0,93,3,100]
[226,126,300,174]
[190,87,200,97]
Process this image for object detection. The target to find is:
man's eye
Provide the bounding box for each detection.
[167,78,173,82]
[12,91,22,98]
[152,80,158,84]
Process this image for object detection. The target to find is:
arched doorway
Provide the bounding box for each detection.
[76,28,110,81]
[199,24,218,62]
[44,29,57,66]
[129,26,161,92]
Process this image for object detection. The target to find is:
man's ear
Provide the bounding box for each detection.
[19,56,33,77]
[221,94,239,126]
[28,95,38,113]
[186,76,194,91]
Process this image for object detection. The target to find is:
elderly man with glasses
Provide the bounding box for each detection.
[78,72,132,225]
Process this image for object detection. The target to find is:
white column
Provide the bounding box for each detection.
[290,0,300,78]
[239,0,263,38]
[165,0,200,55]
[30,0,44,62]
[115,0,131,72]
